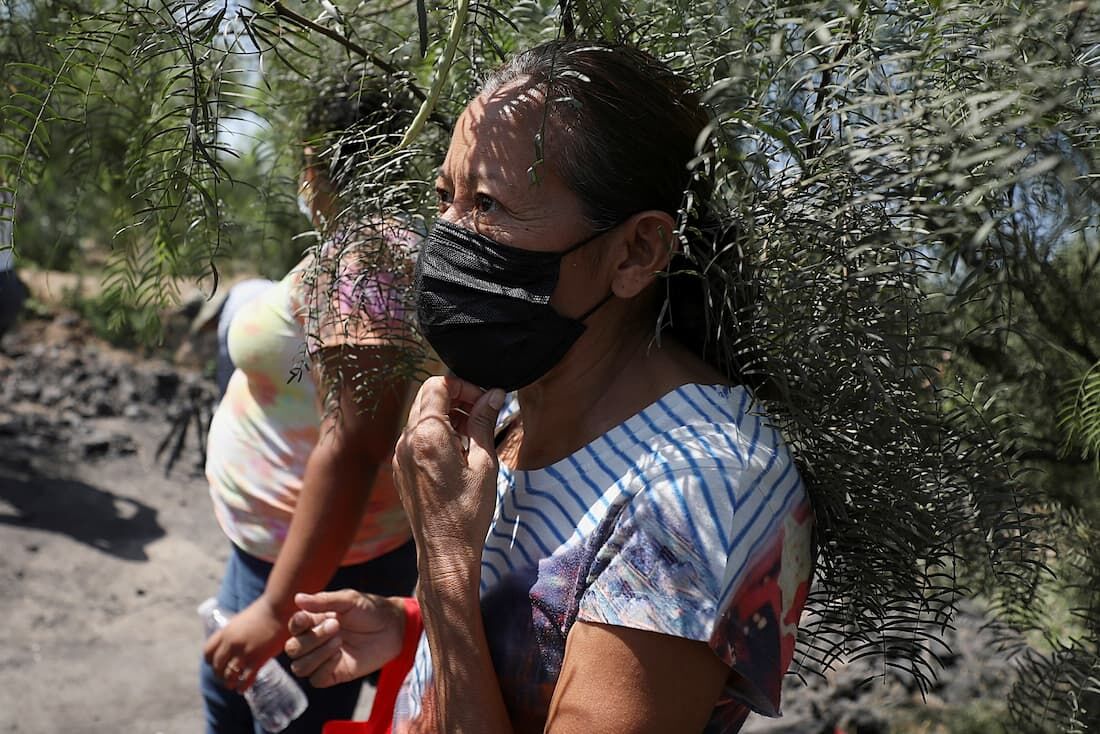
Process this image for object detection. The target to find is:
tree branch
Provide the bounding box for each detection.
[398,0,468,148]
[266,0,426,103]
[805,18,859,163]
[1081,242,1100,285]
[559,0,575,38]
[1016,448,1092,466]
[363,0,415,19]
[1010,275,1099,365]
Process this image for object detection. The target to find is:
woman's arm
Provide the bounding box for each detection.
[265,344,408,616]
[547,622,730,734]
[283,588,732,734]
[205,345,408,691]
[391,377,513,732]
[415,554,513,733]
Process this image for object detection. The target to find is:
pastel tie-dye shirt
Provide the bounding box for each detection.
[393,384,814,733]
[205,234,417,564]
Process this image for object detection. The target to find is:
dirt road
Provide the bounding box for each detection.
[0,313,374,733]
[1,322,224,731]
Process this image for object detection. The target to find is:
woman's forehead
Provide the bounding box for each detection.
[444,82,550,174]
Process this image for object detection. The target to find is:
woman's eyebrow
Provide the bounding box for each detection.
[438,165,510,194]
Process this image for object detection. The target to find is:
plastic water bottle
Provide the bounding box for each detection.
[198,597,309,732]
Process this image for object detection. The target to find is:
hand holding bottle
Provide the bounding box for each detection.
[199,598,308,732]
[204,596,289,692]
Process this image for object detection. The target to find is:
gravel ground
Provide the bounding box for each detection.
[0,312,374,734]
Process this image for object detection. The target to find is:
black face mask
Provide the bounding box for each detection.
[414,220,612,391]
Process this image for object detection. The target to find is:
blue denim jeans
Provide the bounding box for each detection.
[200,541,417,734]
[0,270,27,339]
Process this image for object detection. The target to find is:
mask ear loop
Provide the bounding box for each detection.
[560,225,619,322]
[559,227,608,257]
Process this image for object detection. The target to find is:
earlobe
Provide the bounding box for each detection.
[612,210,678,298]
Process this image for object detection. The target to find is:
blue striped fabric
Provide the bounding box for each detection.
[393,383,815,733]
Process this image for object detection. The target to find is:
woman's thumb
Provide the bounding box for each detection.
[466,388,505,465]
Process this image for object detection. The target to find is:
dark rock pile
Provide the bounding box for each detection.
[746,600,1020,733]
[0,312,216,473]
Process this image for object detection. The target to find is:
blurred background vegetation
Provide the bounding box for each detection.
[2,0,1099,731]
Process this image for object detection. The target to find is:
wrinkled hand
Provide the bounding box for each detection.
[284,590,405,688]
[203,597,289,692]
[392,376,505,566]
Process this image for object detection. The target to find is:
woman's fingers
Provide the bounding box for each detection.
[410,376,455,425]
[285,616,339,659]
[288,633,343,682]
[234,663,256,691]
[465,388,505,463]
[443,373,485,408]
[405,376,442,424]
[208,640,230,680]
[286,609,328,637]
[219,659,253,692]
[308,648,345,688]
[408,375,484,430]
[293,590,360,616]
[202,628,222,663]
[208,643,250,691]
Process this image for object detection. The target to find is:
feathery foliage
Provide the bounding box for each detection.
[5,0,1100,730]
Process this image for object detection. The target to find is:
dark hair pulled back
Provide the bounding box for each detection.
[482,41,749,382]
[300,71,416,191]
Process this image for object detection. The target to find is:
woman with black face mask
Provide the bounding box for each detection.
[284,41,815,734]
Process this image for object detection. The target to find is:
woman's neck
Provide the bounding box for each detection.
[509,314,720,470]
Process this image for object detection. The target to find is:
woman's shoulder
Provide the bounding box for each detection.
[633,383,796,479]
[641,383,771,440]
[530,382,786,483]
[619,340,763,438]
[320,217,422,263]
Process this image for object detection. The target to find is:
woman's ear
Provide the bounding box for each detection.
[299,153,338,226]
[300,145,320,187]
[610,210,678,298]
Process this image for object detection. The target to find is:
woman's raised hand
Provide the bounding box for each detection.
[392,376,506,570]
[284,590,406,688]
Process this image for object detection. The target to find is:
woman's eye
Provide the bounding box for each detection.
[474,193,497,214]
[435,187,452,212]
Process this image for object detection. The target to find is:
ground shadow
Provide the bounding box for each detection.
[0,456,165,561]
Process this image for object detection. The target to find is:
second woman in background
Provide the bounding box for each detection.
[199,76,424,734]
